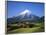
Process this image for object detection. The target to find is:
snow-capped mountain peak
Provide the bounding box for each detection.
[7,9,40,23]
[19,9,31,15]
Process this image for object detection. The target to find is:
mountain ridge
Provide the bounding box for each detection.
[7,9,44,24]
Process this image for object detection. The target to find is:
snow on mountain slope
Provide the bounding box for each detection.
[7,9,40,23]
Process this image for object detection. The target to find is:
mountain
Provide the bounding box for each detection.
[40,16,44,21]
[15,9,40,22]
[7,9,40,24]
[37,16,44,23]
[15,14,40,22]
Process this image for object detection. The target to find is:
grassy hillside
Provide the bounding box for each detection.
[7,23,44,34]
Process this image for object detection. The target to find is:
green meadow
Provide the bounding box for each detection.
[7,23,44,34]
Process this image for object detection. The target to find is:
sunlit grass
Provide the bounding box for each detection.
[7,23,44,33]
[9,27,43,33]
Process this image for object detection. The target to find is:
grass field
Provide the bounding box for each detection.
[7,23,44,34]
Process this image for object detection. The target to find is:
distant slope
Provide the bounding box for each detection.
[7,9,44,24]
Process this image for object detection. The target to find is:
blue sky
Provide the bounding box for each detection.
[7,1,44,18]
